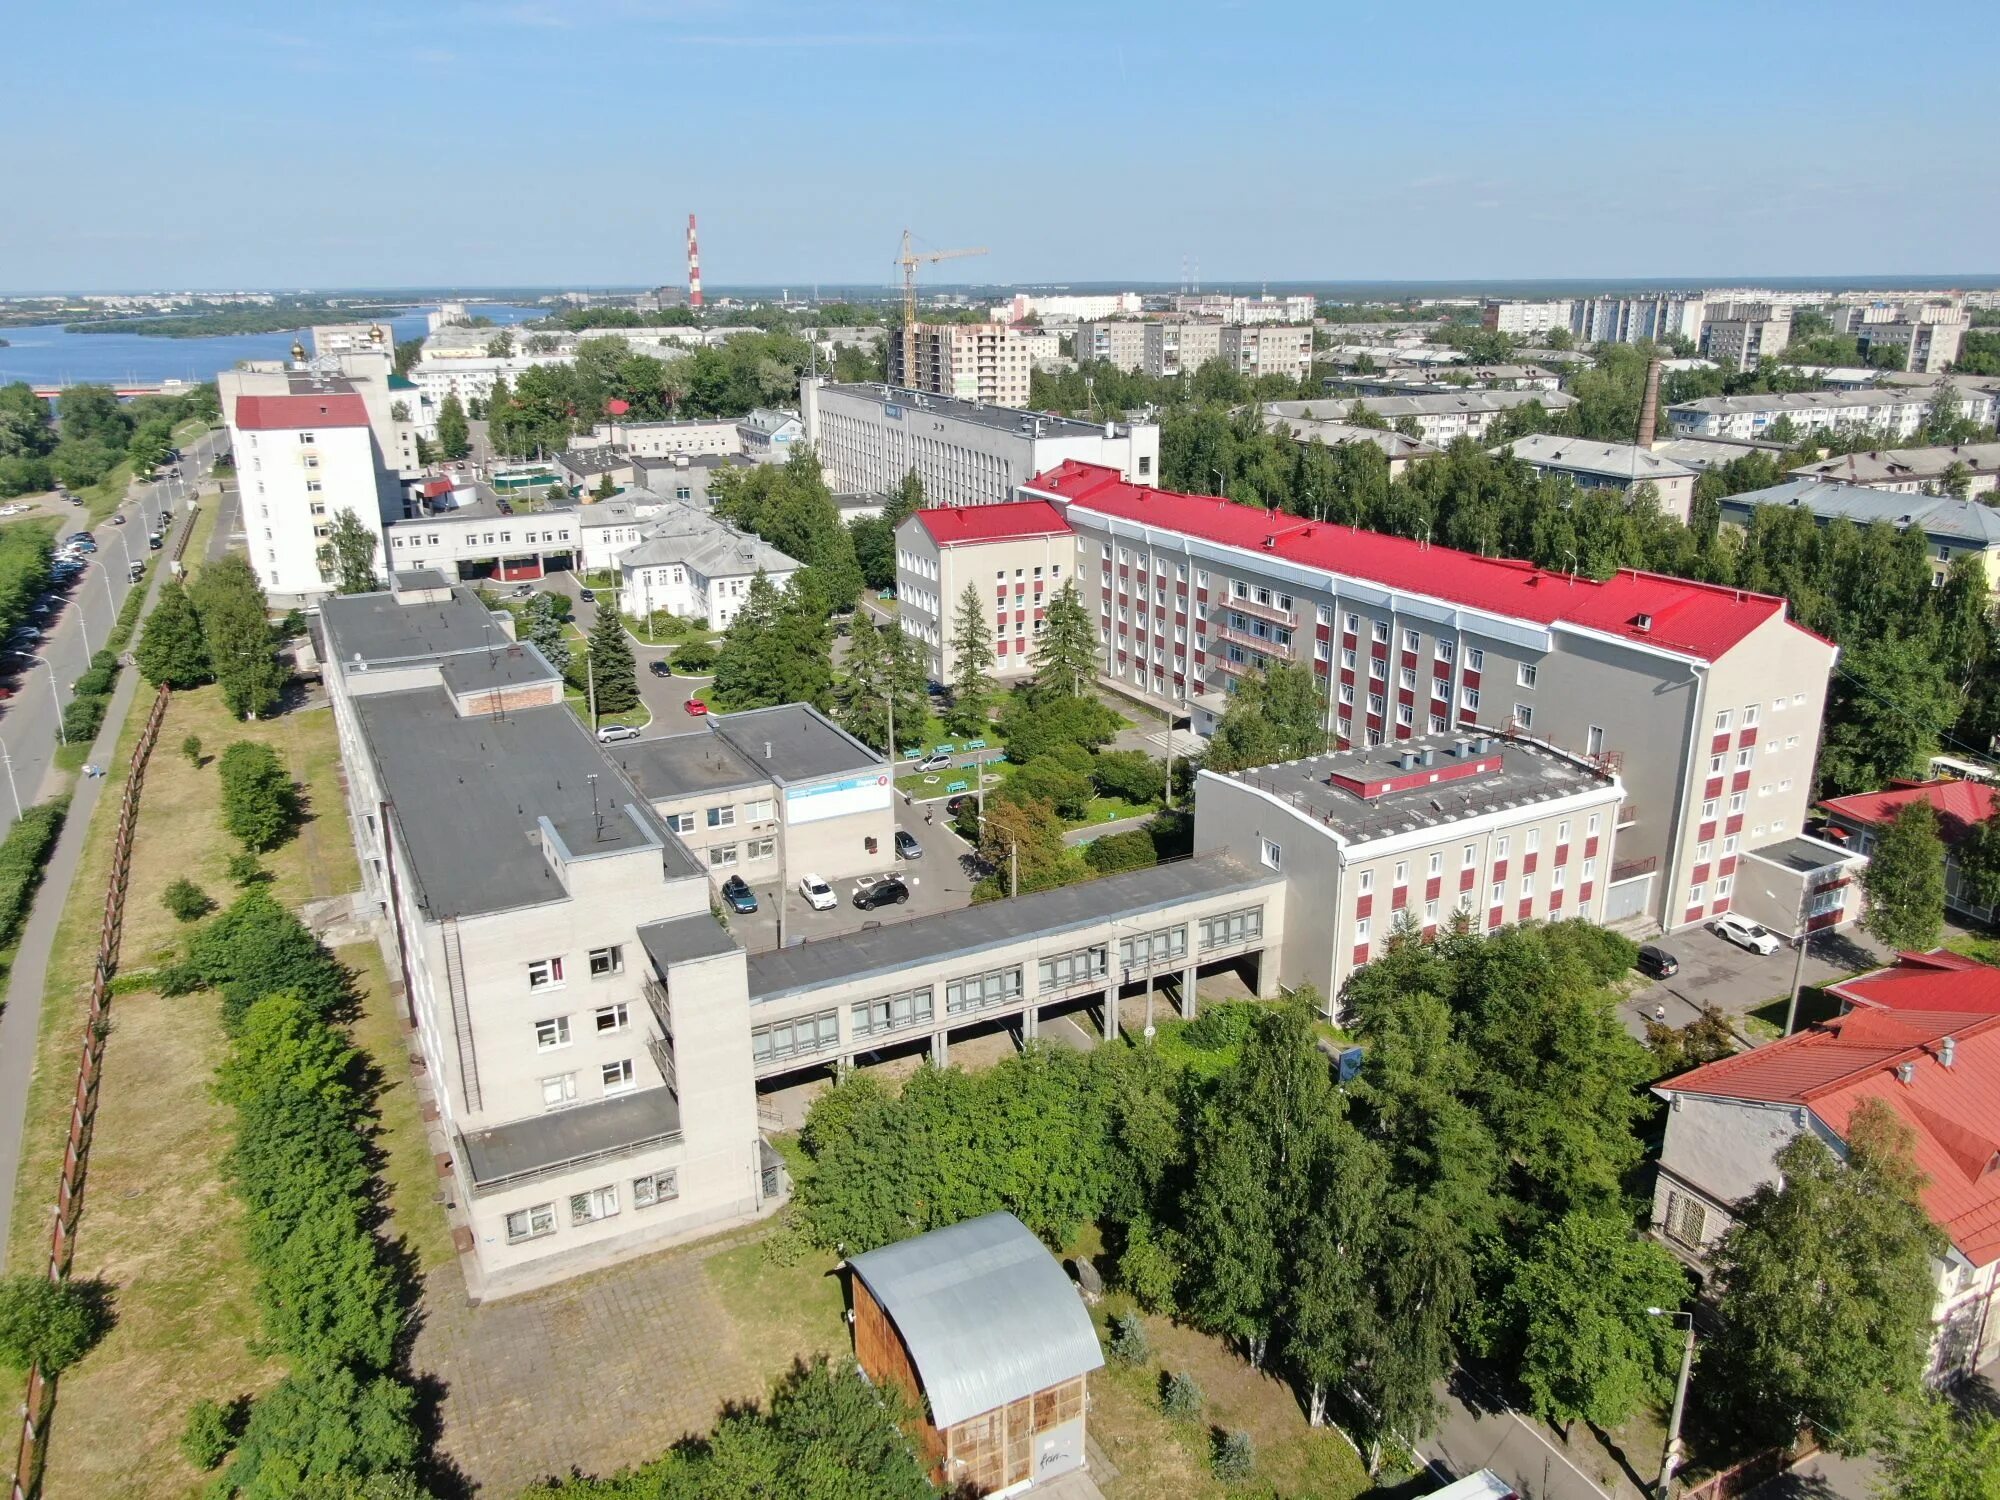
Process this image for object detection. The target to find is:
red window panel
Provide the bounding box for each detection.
[1698,820,1717,842]
[1518,897,1534,921]
[1434,661,1452,680]
[1713,896,1732,915]
[1585,835,1599,858]
[1704,776,1725,800]
[1492,859,1509,882]
[1340,668,1356,687]
[1317,622,1332,641]
[1460,868,1477,892]
[1458,706,1479,723]
[1718,855,1737,877]
[995,638,1009,656]
[1463,669,1481,689]
[1372,642,1389,661]
[1488,906,1504,930]
[1425,876,1442,901]
[1175,611,1187,627]
[1118,564,1129,578]
[1355,893,1374,920]
[1034,609,1045,622]
[1391,886,1408,910]
[1550,888,1565,911]
[1342,631,1357,649]
[1685,905,1705,924]
[1396,723,1413,740]
[1196,587,1208,603]
[1554,844,1568,866]
[1015,584,1027,597]
[1154,635,1166,653]
[1398,688,1416,707]
[1523,852,1538,875]
[1353,943,1371,967]
[1711,733,1730,755]
[1738,726,1758,747]
[1725,814,1744,835]
[1401,651,1417,669]
[1422,923,1437,942]
[1691,863,1711,884]
[1579,882,1593,903]
[1732,770,1753,793]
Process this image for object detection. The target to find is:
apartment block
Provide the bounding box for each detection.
[1172,293,1316,325]
[893,501,1075,682]
[1491,434,1697,524]
[888,322,1033,409]
[1025,461,1838,932]
[1843,301,1968,373]
[801,379,1159,507]
[587,417,743,458]
[1718,478,2000,589]
[1196,733,1624,994]
[1790,442,2000,499]
[1220,323,1313,383]
[221,371,404,599]
[1143,320,1224,379]
[1572,295,1706,347]
[1482,299,1574,337]
[1073,320,1149,372]
[1305,390,1578,445]
[1700,302,1793,373]
[1667,386,1999,441]
[993,292,1144,324]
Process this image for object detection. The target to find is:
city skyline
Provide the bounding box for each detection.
[7,0,1999,291]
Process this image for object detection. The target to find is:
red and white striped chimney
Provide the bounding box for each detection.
[686,213,703,309]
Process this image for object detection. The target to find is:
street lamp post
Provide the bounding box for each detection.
[1646,1307,1696,1499]
[0,740,20,822]
[24,656,64,745]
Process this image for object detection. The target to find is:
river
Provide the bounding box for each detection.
[0,302,545,387]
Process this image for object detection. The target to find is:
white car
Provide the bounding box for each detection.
[798,874,837,911]
[1712,913,1781,956]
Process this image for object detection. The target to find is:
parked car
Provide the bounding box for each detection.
[852,874,910,911]
[1635,944,1679,980]
[683,697,708,716]
[595,724,641,744]
[798,874,837,911]
[507,583,535,599]
[916,751,952,772]
[577,587,596,604]
[894,830,922,860]
[1712,913,1781,956]
[67,531,95,545]
[945,794,977,817]
[719,875,758,914]
[110,513,126,525]
[127,561,145,583]
[8,627,41,648]
[648,659,671,678]
[147,532,163,550]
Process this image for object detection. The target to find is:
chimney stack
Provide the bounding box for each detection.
[687,213,703,309]
[1635,356,1663,448]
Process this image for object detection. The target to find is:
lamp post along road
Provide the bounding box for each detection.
[1647,1307,1696,1499]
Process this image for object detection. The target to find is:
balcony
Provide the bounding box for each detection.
[1210,620,1295,659]
[1207,653,1262,682]
[1219,592,1296,629]
[647,1034,679,1096]
[1615,802,1638,829]
[643,975,673,1038]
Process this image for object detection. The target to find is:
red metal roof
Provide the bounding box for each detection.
[913,500,1072,547]
[233,393,370,431]
[1820,779,1997,845]
[1663,960,2000,1264]
[419,476,453,498]
[1027,461,1802,663]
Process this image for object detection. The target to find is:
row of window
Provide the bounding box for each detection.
[527,946,624,990]
[533,1002,630,1049]
[539,1058,638,1108]
[1265,822,1605,879]
[1715,695,1811,732]
[664,799,777,835]
[707,836,776,869]
[503,1170,679,1244]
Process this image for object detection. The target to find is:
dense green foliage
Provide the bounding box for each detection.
[585,603,640,716]
[711,572,834,712]
[189,555,288,720]
[711,448,864,613]
[1875,1397,2000,1500]
[946,584,997,734]
[162,876,213,922]
[161,888,356,1030]
[1203,663,1330,772]
[317,510,381,595]
[0,797,67,952]
[0,379,215,499]
[1703,1102,1943,1453]
[521,1356,937,1500]
[1860,801,1948,951]
[218,740,299,853]
[137,578,215,688]
[833,610,925,752]
[0,1275,111,1374]
[0,520,54,644]
[520,590,571,677]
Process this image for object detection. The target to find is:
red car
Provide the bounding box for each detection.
[684,698,709,716]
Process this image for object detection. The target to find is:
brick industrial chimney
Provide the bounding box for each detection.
[687,213,703,309]
[1635,356,1663,447]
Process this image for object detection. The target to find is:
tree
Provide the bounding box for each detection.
[1861,800,1948,952]
[1203,663,1327,772]
[0,1275,111,1374]
[1506,1211,1689,1431]
[1876,1397,2000,1500]
[585,601,640,716]
[997,691,1119,762]
[189,555,288,720]
[135,579,213,688]
[947,584,997,735]
[1092,748,1166,805]
[883,468,925,531]
[593,470,616,499]
[834,610,892,750]
[433,392,469,462]
[220,1366,422,1500]
[218,740,299,852]
[1818,633,1960,796]
[1706,1101,1943,1452]
[163,877,213,922]
[164,889,354,1030]
[1955,809,2000,911]
[1032,580,1098,697]
[315,510,380,595]
[520,590,570,676]
[976,794,1075,898]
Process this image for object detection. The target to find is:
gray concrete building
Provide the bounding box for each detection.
[1491,434,1698,524]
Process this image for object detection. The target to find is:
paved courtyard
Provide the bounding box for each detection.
[414,1236,771,1496]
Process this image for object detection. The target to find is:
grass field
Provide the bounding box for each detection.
[1,685,439,1499]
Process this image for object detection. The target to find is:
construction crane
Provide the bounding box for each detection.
[895,230,987,383]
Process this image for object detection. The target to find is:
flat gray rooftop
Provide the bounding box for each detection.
[712,705,882,787]
[321,585,506,668]
[747,854,1275,1003]
[1216,733,1614,845]
[637,911,742,973]
[821,382,1141,440]
[606,730,764,801]
[462,1087,682,1192]
[392,567,449,591]
[352,690,700,920]
[1745,835,1854,874]
[438,642,560,694]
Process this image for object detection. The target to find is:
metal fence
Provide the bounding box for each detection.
[9,683,171,1500]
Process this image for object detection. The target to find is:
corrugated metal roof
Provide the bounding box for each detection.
[848,1212,1104,1428]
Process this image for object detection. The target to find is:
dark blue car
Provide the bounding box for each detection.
[720,875,758,914]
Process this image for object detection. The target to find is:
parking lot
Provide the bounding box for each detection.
[1618,921,1884,1041]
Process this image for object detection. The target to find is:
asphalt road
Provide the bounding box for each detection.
[533,569,709,731]
[0,429,224,831]
[1617,923,1883,1043]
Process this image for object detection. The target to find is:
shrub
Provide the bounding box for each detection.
[162,890,353,1030]
[182,733,203,767]
[61,692,108,744]
[1542,918,1640,984]
[222,1366,421,1500]
[226,852,265,886]
[1002,757,1094,820]
[181,1396,240,1470]
[0,799,66,950]
[163,877,213,922]
[1107,1310,1150,1367]
[0,1275,112,1374]
[1160,1370,1203,1420]
[73,648,119,697]
[1092,748,1166,805]
[1084,829,1158,875]
[1212,1428,1254,1480]
[218,740,298,852]
[1117,1220,1178,1313]
[672,638,717,674]
[1181,1001,1260,1052]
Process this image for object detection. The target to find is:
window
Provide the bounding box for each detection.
[1490,882,1505,906]
[1400,666,1417,690]
[535,1015,571,1050]
[751,1009,840,1062]
[1714,709,1732,731]
[1462,686,1481,711]
[633,1170,678,1208]
[1467,648,1484,671]
[744,797,775,822]
[1120,926,1188,969]
[1743,704,1759,727]
[1517,663,1537,688]
[1338,683,1354,705]
[1736,748,1754,770]
[1496,835,1510,858]
[1430,715,1448,733]
[706,805,736,829]
[595,1003,628,1034]
[1316,604,1332,625]
[1358,869,1374,894]
[1396,704,1414,727]
[505,1203,557,1243]
[1372,620,1390,643]
[1708,755,1724,775]
[1403,628,1420,651]
[1341,647,1357,669]
[708,844,738,868]
[1587,814,1601,835]
[1199,907,1263,950]
[298,431,316,445]
[1701,799,1718,820]
[1665,1192,1707,1248]
[1429,851,1443,876]
[1039,946,1108,991]
[1586,724,1605,756]
[527,956,564,990]
[1556,821,1569,843]
[1716,874,1734,898]
[746,836,775,861]
[541,1073,577,1109]
[1514,704,1533,729]
[601,1059,636,1095]
[1355,916,1372,943]
[1689,883,1706,904]
[1393,860,1409,885]
[1344,612,1359,634]
[946,966,1024,1014]
[1553,867,1566,890]
[1463,843,1477,867]
[1696,840,1712,862]
[588,945,623,978]
[1723,834,1739,855]
[1425,899,1439,921]
[1729,792,1746,813]
[851,986,935,1037]
[1260,838,1282,870]
[570,1184,619,1225]
[1436,639,1456,664]
[1368,693,1385,715]
[1583,858,1595,881]
[1525,829,1540,852]
[1520,875,1534,899]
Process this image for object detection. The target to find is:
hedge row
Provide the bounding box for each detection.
[176,893,427,1498]
[0,797,67,952]
[58,553,150,753]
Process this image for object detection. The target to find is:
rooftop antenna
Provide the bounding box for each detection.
[588,773,605,840]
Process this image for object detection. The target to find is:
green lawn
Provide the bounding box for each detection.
[1744,987,1840,1038]
[1944,931,2000,967]
[562,685,650,732]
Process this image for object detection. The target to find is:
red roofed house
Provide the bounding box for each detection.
[894,501,1074,683]
[1821,778,2000,926]
[1021,461,1840,931]
[1653,951,2000,1376]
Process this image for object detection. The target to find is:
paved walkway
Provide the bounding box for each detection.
[1063,813,1156,847]
[0,499,193,1270]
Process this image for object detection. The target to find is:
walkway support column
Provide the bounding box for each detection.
[1178,965,1199,1020]
[1103,988,1120,1042]
[930,1028,949,1066]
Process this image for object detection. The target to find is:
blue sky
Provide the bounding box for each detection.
[7,0,1998,291]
